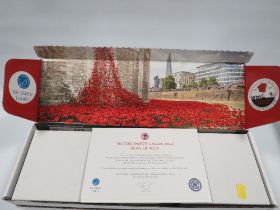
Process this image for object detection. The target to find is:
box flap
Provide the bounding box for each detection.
[199,133,270,205]
[245,66,280,128]
[3,59,41,121]
[12,130,91,202]
[34,46,253,63]
[247,131,278,207]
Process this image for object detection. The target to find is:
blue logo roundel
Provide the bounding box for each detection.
[92,178,100,186]
[188,178,202,192]
[17,74,30,89]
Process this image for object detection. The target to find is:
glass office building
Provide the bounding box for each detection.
[194,63,244,85]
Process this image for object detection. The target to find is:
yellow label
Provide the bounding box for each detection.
[236,183,247,200]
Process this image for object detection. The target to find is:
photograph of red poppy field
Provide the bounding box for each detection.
[38,47,245,130]
[39,99,245,130]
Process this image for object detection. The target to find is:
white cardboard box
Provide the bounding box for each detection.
[2,127,278,210]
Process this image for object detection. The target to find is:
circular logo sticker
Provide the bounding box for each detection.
[8,71,36,104]
[92,178,100,186]
[17,74,30,89]
[248,78,279,111]
[188,178,202,192]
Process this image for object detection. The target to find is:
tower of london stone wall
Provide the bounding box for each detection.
[39,48,150,105]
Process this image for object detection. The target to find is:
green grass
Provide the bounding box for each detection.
[150,97,245,110]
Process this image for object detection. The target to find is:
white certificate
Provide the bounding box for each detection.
[81,128,211,203]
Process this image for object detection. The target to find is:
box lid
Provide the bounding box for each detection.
[2,46,280,130]
[34,46,253,63]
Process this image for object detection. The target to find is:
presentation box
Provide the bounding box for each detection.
[2,46,280,209]
[2,127,277,209]
[3,47,280,130]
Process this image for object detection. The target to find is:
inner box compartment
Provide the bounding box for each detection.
[3,126,276,209]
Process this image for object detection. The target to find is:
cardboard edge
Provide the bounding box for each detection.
[244,64,249,129]
[2,125,37,202]
[10,200,277,210]
[33,45,254,63]
[247,131,278,208]
[2,59,18,117]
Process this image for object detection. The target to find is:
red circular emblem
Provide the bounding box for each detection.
[141,132,149,140]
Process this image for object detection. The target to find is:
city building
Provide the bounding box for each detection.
[194,63,244,85]
[166,52,172,76]
[155,52,173,89]
[172,71,195,89]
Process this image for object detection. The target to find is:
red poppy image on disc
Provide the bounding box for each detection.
[38,47,246,130]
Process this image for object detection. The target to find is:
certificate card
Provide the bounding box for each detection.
[81,128,212,203]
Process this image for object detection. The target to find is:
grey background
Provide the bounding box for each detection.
[0,0,279,209]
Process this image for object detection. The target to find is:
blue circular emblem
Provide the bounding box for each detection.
[92,178,100,186]
[17,74,30,89]
[188,178,202,192]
